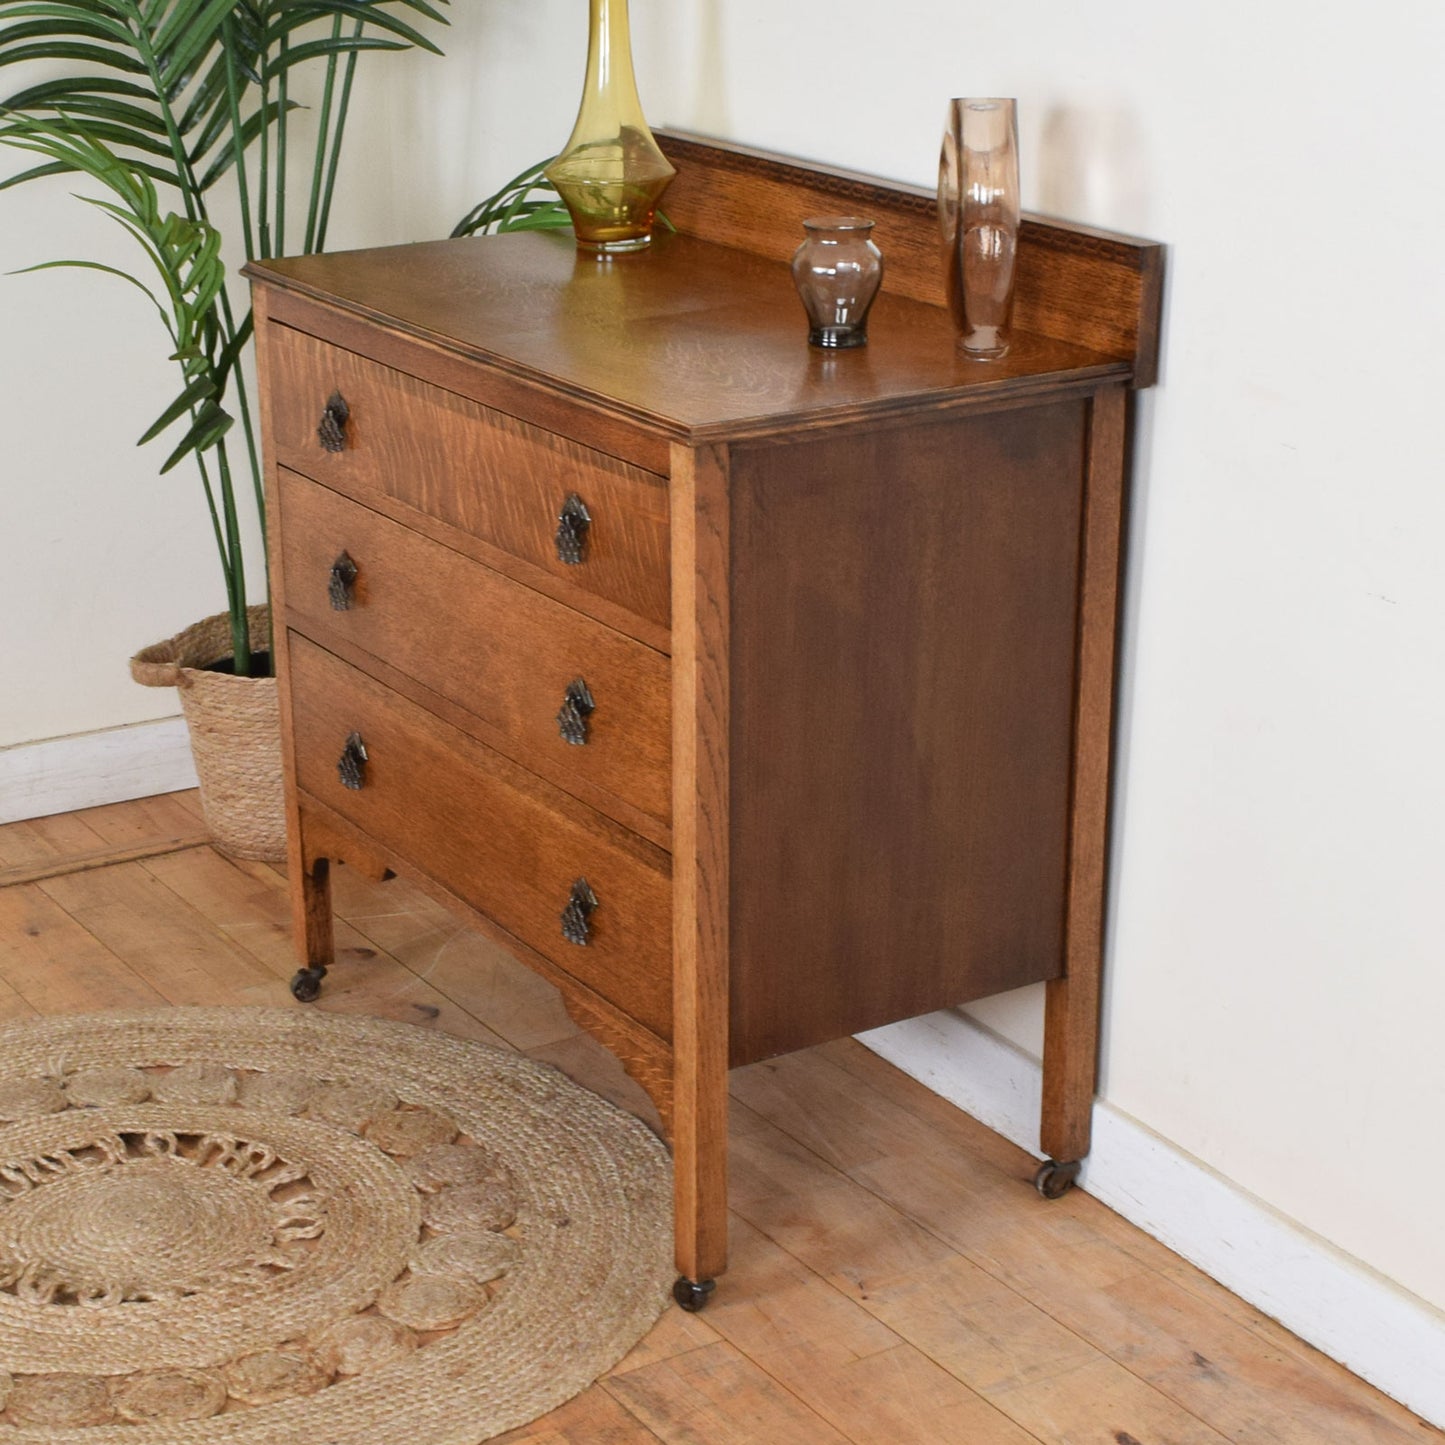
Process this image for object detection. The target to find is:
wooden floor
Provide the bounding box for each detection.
[0,794,1437,1445]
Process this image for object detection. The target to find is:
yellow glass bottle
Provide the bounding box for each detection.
[546,0,676,252]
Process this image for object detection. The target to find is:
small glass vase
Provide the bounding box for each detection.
[790,216,884,350]
[545,0,676,253]
[939,98,1020,358]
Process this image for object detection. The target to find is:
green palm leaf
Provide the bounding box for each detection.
[260,33,409,77]
[138,371,219,445]
[159,402,231,474]
[9,256,170,330]
[452,158,573,239]
[19,96,171,136]
[193,97,289,190]
[0,40,146,72]
[261,3,442,56]
[1,0,450,676]
[3,76,157,109]
[148,0,234,76]
[0,13,135,46]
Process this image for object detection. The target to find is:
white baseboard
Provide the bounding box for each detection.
[857,1010,1445,1429]
[0,718,200,825]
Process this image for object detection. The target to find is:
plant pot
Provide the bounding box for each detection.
[130,605,285,862]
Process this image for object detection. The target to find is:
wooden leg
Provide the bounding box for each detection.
[1041,967,1099,1165]
[1040,386,1128,1173]
[671,1057,728,1308]
[288,814,333,1003]
[670,442,732,1304]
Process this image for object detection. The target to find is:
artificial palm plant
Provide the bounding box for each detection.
[0,0,449,677]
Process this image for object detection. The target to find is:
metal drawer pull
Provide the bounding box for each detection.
[337,731,368,790]
[328,551,358,611]
[555,493,591,565]
[556,678,596,746]
[561,877,598,946]
[318,391,350,453]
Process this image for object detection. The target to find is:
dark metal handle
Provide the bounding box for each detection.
[560,877,598,946]
[328,551,358,611]
[556,678,595,746]
[318,391,350,453]
[337,731,368,790]
[555,493,591,565]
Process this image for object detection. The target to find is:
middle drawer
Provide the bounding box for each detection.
[289,634,673,1040]
[280,469,671,833]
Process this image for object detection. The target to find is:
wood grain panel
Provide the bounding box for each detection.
[264,324,671,632]
[656,130,1165,387]
[279,471,672,830]
[297,789,677,1131]
[727,401,1087,1065]
[263,286,674,474]
[255,237,1128,448]
[288,635,673,1038]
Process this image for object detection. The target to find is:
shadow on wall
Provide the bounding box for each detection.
[1036,105,1151,233]
[641,0,728,137]
[692,0,729,135]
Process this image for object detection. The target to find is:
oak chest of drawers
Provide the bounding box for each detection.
[247,134,1163,1306]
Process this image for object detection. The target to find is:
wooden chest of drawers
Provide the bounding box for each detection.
[248,133,1162,1306]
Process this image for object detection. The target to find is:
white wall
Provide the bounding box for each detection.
[4,0,1442,1380]
[0,4,578,748]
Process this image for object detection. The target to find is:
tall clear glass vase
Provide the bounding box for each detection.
[939,98,1020,358]
[545,0,676,252]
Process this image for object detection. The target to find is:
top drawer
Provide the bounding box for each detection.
[263,324,671,634]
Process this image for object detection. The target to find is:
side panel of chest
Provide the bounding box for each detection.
[726,401,1088,1064]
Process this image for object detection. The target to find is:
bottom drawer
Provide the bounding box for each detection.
[288,634,672,1039]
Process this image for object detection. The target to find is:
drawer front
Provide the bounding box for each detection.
[289,636,672,1039]
[279,470,671,829]
[265,324,670,631]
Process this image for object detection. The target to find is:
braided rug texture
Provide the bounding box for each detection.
[0,1008,673,1443]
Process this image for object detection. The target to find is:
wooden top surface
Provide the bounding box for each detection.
[247,229,1129,442]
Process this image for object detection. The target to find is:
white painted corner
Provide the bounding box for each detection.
[856,1010,1445,1429]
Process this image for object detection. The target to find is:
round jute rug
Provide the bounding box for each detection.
[0,1008,674,1443]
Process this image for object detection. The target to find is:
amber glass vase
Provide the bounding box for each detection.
[939,98,1020,357]
[545,0,676,252]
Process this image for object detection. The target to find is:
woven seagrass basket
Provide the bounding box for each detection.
[130,605,285,862]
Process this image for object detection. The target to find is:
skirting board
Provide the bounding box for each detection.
[0,717,199,826]
[857,1009,1445,1429]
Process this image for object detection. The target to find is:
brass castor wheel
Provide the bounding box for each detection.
[672,1276,716,1312]
[1034,1158,1081,1199]
[290,966,327,1003]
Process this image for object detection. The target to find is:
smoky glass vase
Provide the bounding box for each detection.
[790,216,884,349]
[939,98,1020,358]
[545,0,676,252]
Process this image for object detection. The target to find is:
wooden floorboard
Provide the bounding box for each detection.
[0,792,1436,1445]
[0,832,210,888]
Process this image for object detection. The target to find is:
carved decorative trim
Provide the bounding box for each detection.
[561,995,674,1138]
[300,809,392,882]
